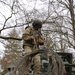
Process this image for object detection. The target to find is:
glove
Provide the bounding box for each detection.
[37,38,44,45]
[30,36,35,40]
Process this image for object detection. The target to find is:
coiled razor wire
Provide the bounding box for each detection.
[12,47,65,75]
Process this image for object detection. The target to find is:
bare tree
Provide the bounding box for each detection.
[0,0,75,74]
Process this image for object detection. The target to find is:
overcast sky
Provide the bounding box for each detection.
[0,0,75,58]
[0,0,48,57]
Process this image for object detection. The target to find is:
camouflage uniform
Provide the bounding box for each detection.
[22,26,44,75]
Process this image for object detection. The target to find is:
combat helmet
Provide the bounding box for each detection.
[32,20,42,28]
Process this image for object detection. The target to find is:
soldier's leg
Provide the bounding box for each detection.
[33,54,41,75]
[23,46,32,75]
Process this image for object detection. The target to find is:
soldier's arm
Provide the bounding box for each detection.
[22,27,33,40]
[38,34,44,45]
[40,34,44,40]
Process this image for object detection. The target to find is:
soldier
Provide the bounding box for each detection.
[22,20,44,75]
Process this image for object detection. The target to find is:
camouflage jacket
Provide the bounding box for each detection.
[22,26,44,48]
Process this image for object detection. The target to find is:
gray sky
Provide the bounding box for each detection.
[0,0,48,57]
[0,0,75,57]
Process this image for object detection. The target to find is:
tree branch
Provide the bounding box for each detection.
[0,36,22,41]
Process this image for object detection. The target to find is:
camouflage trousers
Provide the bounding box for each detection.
[24,46,41,75]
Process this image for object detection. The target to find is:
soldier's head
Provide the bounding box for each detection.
[32,20,42,30]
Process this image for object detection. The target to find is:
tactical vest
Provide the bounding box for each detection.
[22,26,42,48]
